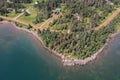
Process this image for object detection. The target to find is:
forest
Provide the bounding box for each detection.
[0,0,120,59]
[39,14,120,59]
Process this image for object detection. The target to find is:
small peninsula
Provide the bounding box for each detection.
[0,0,120,66]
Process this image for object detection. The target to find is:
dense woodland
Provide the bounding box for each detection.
[38,0,120,59]
[39,14,120,59]
[0,0,120,59]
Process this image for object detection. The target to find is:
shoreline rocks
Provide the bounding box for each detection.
[62,31,119,66]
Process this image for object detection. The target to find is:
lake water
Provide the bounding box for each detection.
[0,22,120,80]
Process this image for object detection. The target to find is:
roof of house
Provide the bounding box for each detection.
[35,1,38,4]
[55,8,61,12]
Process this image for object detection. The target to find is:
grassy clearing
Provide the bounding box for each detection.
[18,5,37,24]
[7,11,20,18]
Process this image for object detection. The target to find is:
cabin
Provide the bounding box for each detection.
[24,9,30,16]
[35,1,38,5]
[35,0,39,5]
[55,8,61,14]
[7,8,13,12]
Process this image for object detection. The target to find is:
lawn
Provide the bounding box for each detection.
[18,4,37,24]
[7,11,20,18]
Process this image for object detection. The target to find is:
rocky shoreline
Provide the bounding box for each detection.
[62,32,120,66]
[1,21,120,66]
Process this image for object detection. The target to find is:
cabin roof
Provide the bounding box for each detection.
[35,1,38,4]
[55,8,61,12]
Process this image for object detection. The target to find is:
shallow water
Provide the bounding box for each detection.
[0,22,120,80]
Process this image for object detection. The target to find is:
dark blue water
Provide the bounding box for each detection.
[0,22,120,80]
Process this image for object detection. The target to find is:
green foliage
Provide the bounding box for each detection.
[15,22,28,29]
[39,14,120,59]
[0,18,3,21]
[48,0,120,31]
[1,0,120,59]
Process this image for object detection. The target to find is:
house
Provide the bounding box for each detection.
[35,0,38,5]
[7,8,13,12]
[35,2,38,5]
[55,8,61,14]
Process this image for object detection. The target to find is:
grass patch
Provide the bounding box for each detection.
[18,4,37,24]
[7,11,20,18]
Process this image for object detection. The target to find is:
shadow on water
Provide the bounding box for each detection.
[0,22,120,80]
